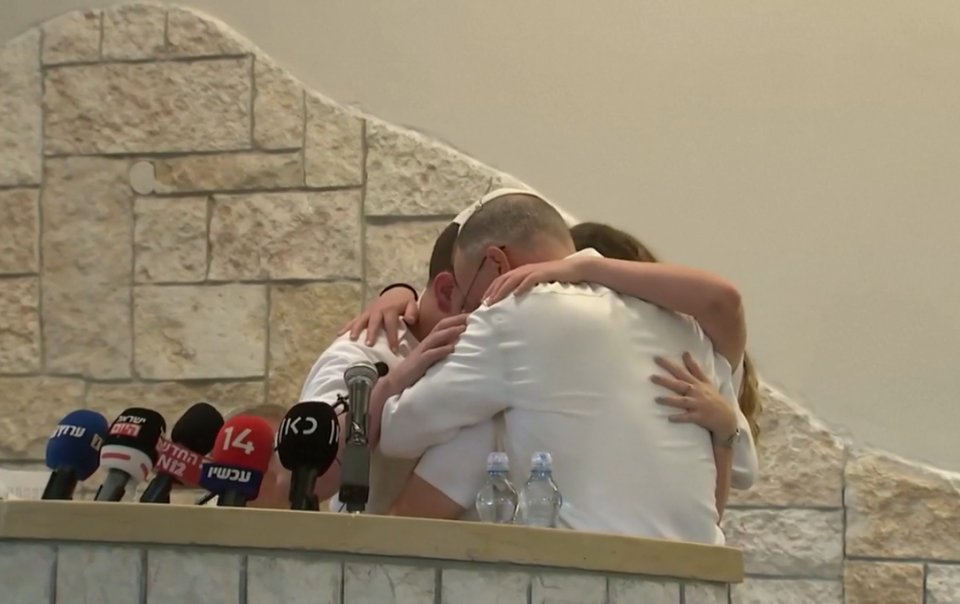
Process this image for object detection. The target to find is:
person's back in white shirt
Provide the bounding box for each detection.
[380,281,729,544]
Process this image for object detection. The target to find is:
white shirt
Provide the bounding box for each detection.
[724,357,758,489]
[380,250,739,544]
[299,326,494,516]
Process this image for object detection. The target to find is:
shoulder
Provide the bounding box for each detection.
[299,331,411,402]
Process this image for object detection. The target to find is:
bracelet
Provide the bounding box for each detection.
[713,427,741,449]
[379,283,419,301]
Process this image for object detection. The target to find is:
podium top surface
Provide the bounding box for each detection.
[0,500,743,583]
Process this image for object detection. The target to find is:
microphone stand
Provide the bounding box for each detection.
[339,369,377,513]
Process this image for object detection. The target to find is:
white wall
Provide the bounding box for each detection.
[4,0,960,470]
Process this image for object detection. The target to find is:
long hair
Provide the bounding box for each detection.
[570,222,762,441]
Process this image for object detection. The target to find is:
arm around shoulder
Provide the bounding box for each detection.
[378,308,510,459]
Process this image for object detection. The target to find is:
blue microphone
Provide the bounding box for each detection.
[42,410,109,500]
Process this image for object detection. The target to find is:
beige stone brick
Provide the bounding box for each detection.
[133,284,266,380]
[365,120,492,216]
[209,191,361,281]
[41,10,101,65]
[304,92,363,188]
[101,3,166,60]
[151,152,303,195]
[86,380,265,429]
[364,220,450,297]
[0,277,40,374]
[255,57,305,150]
[133,197,208,283]
[722,509,843,578]
[44,58,252,155]
[41,157,132,379]
[0,29,42,186]
[843,561,923,604]
[0,377,85,458]
[165,7,247,58]
[729,387,846,507]
[846,449,960,560]
[268,283,361,407]
[0,189,38,275]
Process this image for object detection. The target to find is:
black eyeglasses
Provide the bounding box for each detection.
[456,246,504,313]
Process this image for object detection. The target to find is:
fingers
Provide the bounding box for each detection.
[654,356,695,382]
[650,374,694,395]
[426,323,467,348]
[682,352,709,382]
[382,313,400,351]
[485,273,524,304]
[435,313,469,331]
[656,395,693,410]
[419,344,457,366]
[667,412,698,424]
[516,275,540,296]
[403,300,419,324]
[348,312,371,341]
[360,311,380,346]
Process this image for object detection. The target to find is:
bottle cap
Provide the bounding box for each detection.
[531,451,552,471]
[487,452,509,472]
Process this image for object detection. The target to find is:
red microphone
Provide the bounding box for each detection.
[199,416,275,507]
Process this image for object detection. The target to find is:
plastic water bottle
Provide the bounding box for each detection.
[475,453,519,524]
[518,452,562,528]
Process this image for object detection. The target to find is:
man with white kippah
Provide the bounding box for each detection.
[352,191,753,543]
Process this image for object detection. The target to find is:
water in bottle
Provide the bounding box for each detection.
[475,452,519,524]
[518,452,562,528]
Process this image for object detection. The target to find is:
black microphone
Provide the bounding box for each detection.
[276,402,340,511]
[140,402,224,504]
[94,408,167,502]
[42,410,109,500]
[339,361,381,513]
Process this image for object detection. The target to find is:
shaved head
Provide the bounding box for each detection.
[455,193,575,264]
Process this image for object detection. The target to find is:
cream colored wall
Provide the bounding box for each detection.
[4,0,960,471]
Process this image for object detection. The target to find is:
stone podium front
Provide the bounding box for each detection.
[0,500,742,603]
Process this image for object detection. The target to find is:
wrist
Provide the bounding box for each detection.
[380,283,418,301]
[573,255,600,282]
[712,425,741,449]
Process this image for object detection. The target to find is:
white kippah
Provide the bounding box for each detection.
[453,188,579,231]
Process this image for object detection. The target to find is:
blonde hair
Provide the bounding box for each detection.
[570,222,762,441]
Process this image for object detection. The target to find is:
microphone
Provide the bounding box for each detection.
[276,402,340,511]
[95,408,167,502]
[41,410,109,500]
[199,415,274,507]
[339,361,381,513]
[140,402,224,504]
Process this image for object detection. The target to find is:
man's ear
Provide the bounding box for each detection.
[486,245,511,275]
[431,272,457,314]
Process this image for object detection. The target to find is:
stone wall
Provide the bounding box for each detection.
[0,4,958,603]
[1,540,731,604]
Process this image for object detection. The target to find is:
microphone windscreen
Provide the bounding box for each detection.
[103,408,167,463]
[170,402,224,455]
[45,410,109,481]
[276,402,339,473]
[209,415,275,473]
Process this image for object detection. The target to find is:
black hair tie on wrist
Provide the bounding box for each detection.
[379,283,419,301]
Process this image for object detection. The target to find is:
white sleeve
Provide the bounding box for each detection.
[299,336,380,404]
[379,307,509,458]
[413,420,497,510]
[714,354,758,490]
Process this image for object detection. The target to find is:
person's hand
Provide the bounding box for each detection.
[368,314,469,447]
[483,256,591,305]
[338,286,419,352]
[387,313,469,393]
[651,352,738,442]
